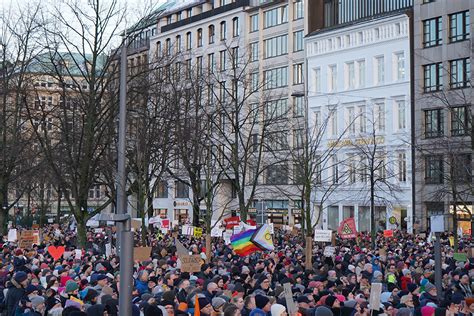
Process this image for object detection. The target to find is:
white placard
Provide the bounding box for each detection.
[181,225,194,236]
[369,283,383,310]
[430,215,445,233]
[268,223,274,234]
[75,249,82,260]
[323,246,336,257]
[7,229,17,242]
[283,283,298,316]
[105,243,112,257]
[314,229,332,242]
[223,231,232,244]
[211,227,223,237]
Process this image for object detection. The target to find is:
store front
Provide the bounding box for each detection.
[450,204,473,235]
[174,209,189,224]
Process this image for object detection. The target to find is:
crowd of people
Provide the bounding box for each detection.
[0,224,472,316]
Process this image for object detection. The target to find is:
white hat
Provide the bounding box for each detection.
[271,304,286,316]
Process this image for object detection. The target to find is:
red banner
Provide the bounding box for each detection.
[224,216,241,229]
[162,219,170,229]
[383,230,393,238]
[246,219,257,226]
[337,218,357,239]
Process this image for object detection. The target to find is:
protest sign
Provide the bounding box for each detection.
[181,225,194,236]
[314,229,332,242]
[283,283,298,316]
[133,247,152,262]
[323,246,336,257]
[383,230,394,238]
[193,227,203,238]
[19,230,40,249]
[7,229,17,242]
[369,283,382,310]
[179,255,202,273]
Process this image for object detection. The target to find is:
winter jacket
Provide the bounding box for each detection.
[249,308,267,316]
[5,280,25,316]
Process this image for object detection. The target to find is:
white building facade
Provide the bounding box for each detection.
[306,14,414,233]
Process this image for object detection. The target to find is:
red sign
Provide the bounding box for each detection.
[224,216,241,229]
[383,230,393,238]
[162,219,170,229]
[246,219,257,226]
[337,218,357,239]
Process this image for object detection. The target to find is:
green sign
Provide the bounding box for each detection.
[453,253,468,262]
[389,216,397,225]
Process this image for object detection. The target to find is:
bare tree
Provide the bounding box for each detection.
[0,2,44,233]
[26,0,127,247]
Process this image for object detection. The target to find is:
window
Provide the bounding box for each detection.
[250,14,259,32]
[425,155,443,184]
[375,56,384,85]
[347,107,355,134]
[425,109,444,138]
[348,154,357,184]
[176,11,182,22]
[155,181,168,198]
[328,65,337,92]
[265,99,288,120]
[294,96,304,117]
[187,8,192,18]
[314,67,321,93]
[293,1,303,20]
[232,17,239,37]
[232,47,239,69]
[395,52,405,81]
[220,21,227,41]
[209,25,215,44]
[250,72,259,91]
[449,11,470,42]
[175,181,189,198]
[376,103,385,132]
[266,164,288,185]
[358,105,366,133]
[345,62,355,89]
[423,17,442,47]
[197,56,203,76]
[186,32,191,50]
[264,6,288,28]
[452,154,472,183]
[175,35,181,52]
[267,131,288,151]
[197,28,203,47]
[357,60,365,88]
[264,66,288,89]
[450,58,470,89]
[329,108,337,136]
[264,34,288,58]
[293,30,303,52]
[331,155,339,184]
[219,50,226,71]
[165,38,171,55]
[398,152,407,182]
[451,106,468,136]
[208,53,215,74]
[293,129,304,148]
[156,41,162,57]
[250,42,259,62]
[313,110,321,129]
[397,100,406,130]
[424,63,443,92]
[293,63,303,84]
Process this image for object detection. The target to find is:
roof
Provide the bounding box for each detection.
[25,51,107,77]
[124,1,176,34]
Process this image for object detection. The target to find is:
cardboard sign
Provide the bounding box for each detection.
[224,216,240,229]
[131,219,141,231]
[134,247,152,262]
[193,227,203,238]
[283,283,298,316]
[180,255,202,273]
[324,246,336,257]
[314,229,332,242]
[369,283,382,310]
[75,249,82,260]
[383,230,394,238]
[7,229,17,242]
[19,230,40,248]
[175,238,190,256]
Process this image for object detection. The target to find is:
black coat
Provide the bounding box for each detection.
[5,280,25,316]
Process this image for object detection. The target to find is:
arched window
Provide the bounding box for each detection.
[186,32,192,50]
[176,35,181,52]
[156,41,162,57]
[209,25,215,44]
[232,17,239,37]
[197,28,203,47]
[165,38,171,55]
[220,21,227,40]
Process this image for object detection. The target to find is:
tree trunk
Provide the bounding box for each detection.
[305,236,313,269]
[76,216,87,249]
[205,234,211,263]
[370,177,376,249]
[56,189,62,224]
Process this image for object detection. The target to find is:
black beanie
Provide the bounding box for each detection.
[325,295,337,308]
[255,295,270,309]
[198,297,210,309]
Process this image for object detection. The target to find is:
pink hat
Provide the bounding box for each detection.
[421,306,435,316]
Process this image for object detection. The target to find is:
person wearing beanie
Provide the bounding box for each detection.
[421,306,435,316]
[199,297,213,316]
[212,297,227,316]
[6,271,28,316]
[250,295,270,316]
[400,269,412,291]
[271,304,287,316]
[420,283,438,307]
[28,296,46,316]
[314,306,334,316]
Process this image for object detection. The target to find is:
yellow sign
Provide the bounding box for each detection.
[193,227,203,238]
[328,136,385,148]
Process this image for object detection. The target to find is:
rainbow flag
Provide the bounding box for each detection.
[230,229,262,256]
